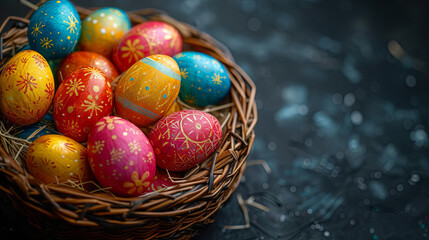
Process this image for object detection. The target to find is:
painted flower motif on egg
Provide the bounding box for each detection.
[25,134,93,186]
[87,116,156,197]
[149,110,223,172]
[115,54,181,127]
[57,51,118,83]
[79,7,131,58]
[27,0,81,60]
[0,50,54,126]
[53,67,113,142]
[16,45,62,82]
[112,21,182,73]
[173,52,231,107]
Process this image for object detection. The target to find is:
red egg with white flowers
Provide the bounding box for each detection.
[53,67,113,142]
[148,110,223,172]
[87,116,156,197]
[112,21,182,73]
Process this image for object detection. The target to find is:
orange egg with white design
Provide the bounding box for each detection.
[53,67,113,142]
[25,134,93,187]
[57,51,119,84]
[0,50,54,126]
[87,116,156,197]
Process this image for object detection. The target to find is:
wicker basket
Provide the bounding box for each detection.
[0,2,257,239]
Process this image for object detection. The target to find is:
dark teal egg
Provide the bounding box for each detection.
[48,58,61,73]
[18,45,31,52]
[15,113,60,142]
[27,0,81,60]
[48,58,62,84]
[173,52,231,107]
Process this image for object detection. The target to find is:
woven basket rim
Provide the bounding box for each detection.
[0,1,257,238]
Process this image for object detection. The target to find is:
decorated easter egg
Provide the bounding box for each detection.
[112,21,182,73]
[115,54,181,127]
[25,134,93,185]
[16,45,62,82]
[87,116,156,197]
[53,67,113,142]
[143,168,182,193]
[57,51,119,83]
[27,0,81,60]
[173,52,231,107]
[148,110,223,171]
[79,7,130,58]
[16,113,60,142]
[0,50,54,126]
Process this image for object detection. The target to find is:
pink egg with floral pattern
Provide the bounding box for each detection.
[87,116,156,197]
[148,110,223,172]
[112,21,182,73]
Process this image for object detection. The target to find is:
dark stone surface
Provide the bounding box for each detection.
[1,0,429,239]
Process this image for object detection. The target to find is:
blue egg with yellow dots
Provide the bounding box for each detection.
[15,113,60,142]
[27,0,81,60]
[173,52,231,107]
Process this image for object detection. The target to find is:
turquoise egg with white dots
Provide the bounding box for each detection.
[173,52,231,107]
[27,0,81,60]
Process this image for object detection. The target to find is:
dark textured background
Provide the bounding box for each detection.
[1,0,429,239]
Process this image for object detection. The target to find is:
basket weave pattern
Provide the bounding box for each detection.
[0,2,257,239]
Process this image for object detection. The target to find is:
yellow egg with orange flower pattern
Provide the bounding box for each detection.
[0,50,54,126]
[25,134,93,186]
